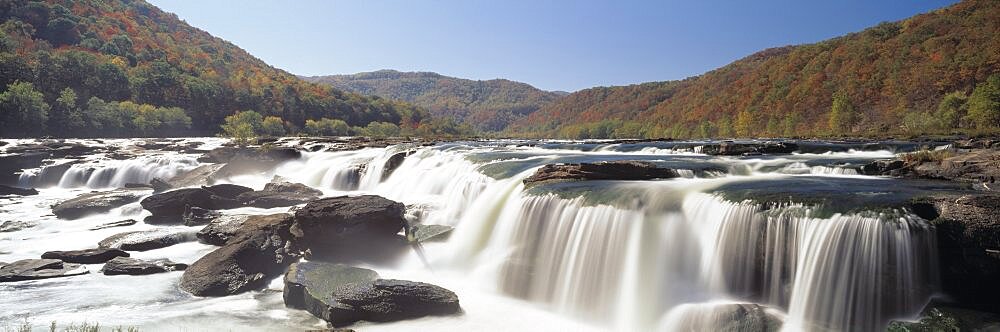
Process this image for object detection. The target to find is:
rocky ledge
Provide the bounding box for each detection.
[523,160,679,185]
[699,141,799,156]
[0,259,88,282]
[52,188,151,219]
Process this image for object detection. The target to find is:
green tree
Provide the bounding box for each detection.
[828,93,856,133]
[363,121,400,138]
[50,87,85,134]
[0,81,49,137]
[261,116,286,137]
[935,91,967,130]
[765,117,779,137]
[717,117,732,138]
[734,107,756,137]
[966,75,1000,130]
[221,111,264,144]
[782,113,800,137]
[304,118,351,136]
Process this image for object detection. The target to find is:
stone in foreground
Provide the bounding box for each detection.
[41,248,129,264]
[283,262,379,322]
[328,279,461,325]
[291,195,408,262]
[523,160,679,185]
[0,259,88,282]
[180,213,296,296]
[101,257,187,275]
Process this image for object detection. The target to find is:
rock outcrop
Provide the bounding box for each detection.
[236,180,322,208]
[0,185,38,196]
[699,141,799,156]
[139,187,242,218]
[180,213,297,296]
[196,214,252,246]
[523,161,679,185]
[291,195,408,262]
[51,188,150,219]
[41,248,129,264]
[0,259,88,282]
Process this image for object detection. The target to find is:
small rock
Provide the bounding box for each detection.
[98,230,197,251]
[101,257,187,275]
[0,259,88,282]
[41,248,129,264]
[523,161,679,185]
[89,219,138,230]
[409,224,454,243]
[262,181,323,197]
[0,220,36,232]
[149,178,173,193]
[182,206,222,226]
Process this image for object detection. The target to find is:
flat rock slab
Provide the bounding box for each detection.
[283,262,379,322]
[328,279,461,325]
[98,230,197,251]
[41,248,129,264]
[0,259,88,282]
[101,257,187,275]
[196,214,252,245]
[700,141,799,155]
[0,184,38,196]
[523,160,679,185]
[51,188,151,219]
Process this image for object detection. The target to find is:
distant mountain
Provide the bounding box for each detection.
[512,0,1000,138]
[304,70,563,131]
[0,0,426,137]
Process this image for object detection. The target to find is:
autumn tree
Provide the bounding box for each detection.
[734,107,756,137]
[261,116,287,137]
[935,91,967,130]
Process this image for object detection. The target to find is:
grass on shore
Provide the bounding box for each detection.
[2,319,138,332]
[901,149,956,163]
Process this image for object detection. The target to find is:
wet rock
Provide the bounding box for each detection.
[860,159,905,176]
[291,195,407,261]
[382,151,415,181]
[0,220,36,232]
[0,185,38,196]
[863,148,1000,184]
[180,213,297,296]
[182,206,222,226]
[0,259,88,282]
[0,152,49,185]
[139,188,240,218]
[283,262,379,322]
[888,303,1000,331]
[523,160,680,185]
[98,230,197,251]
[89,219,138,230]
[41,248,129,264]
[203,183,254,199]
[236,181,322,208]
[667,303,782,331]
[913,193,1000,313]
[198,147,302,180]
[197,214,252,245]
[700,141,799,156]
[325,279,461,325]
[149,178,172,193]
[409,224,454,243]
[101,257,187,275]
[51,188,151,220]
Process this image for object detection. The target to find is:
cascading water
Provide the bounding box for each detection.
[0,138,948,331]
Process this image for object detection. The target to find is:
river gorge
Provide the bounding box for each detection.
[1,137,997,331]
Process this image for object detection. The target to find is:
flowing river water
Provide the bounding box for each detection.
[0,138,963,331]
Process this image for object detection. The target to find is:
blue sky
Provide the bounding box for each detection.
[149,0,957,92]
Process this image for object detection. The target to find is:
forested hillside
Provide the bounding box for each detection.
[0,0,434,138]
[513,0,1000,138]
[305,70,563,131]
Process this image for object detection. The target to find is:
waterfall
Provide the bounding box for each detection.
[17,156,199,189]
[449,187,938,331]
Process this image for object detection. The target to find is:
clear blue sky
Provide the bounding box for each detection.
[148,0,957,92]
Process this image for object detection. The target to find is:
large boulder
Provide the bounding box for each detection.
[381,151,415,181]
[180,213,297,296]
[236,181,322,208]
[0,185,38,196]
[139,188,241,218]
[101,257,187,275]
[283,262,379,322]
[98,230,197,251]
[291,195,407,261]
[51,188,151,219]
[325,279,461,325]
[0,259,88,282]
[41,248,129,264]
[196,214,252,245]
[523,161,680,185]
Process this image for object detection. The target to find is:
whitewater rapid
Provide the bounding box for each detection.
[0,138,949,331]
